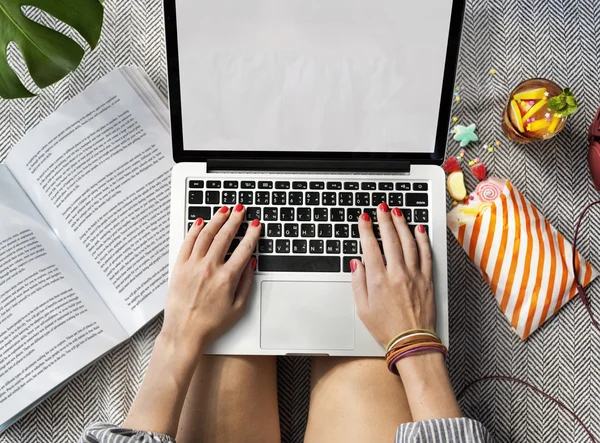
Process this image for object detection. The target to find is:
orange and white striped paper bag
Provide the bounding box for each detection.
[447,178,597,339]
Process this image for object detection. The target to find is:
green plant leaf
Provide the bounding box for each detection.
[0,0,104,99]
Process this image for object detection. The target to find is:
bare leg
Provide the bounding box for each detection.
[176,355,280,443]
[304,357,413,443]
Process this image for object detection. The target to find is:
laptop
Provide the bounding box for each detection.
[165,0,465,356]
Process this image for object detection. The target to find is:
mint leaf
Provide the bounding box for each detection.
[547,87,579,116]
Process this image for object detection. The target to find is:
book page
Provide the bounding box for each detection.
[0,166,127,429]
[6,68,174,335]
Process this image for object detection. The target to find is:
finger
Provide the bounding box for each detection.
[415,225,433,278]
[192,205,230,258]
[233,257,257,311]
[358,212,385,273]
[391,207,419,270]
[377,202,404,269]
[226,218,261,273]
[350,259,368,315]
[208,203,246,260]
[177,218,205,262]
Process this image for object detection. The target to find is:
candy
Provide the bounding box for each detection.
[443,156,462,173]
[509,100,525,133]
[513,88,548,101]
[470,162,487,180]
[447,171,467,201]
[521,100,547,123]
[453,124,479,147]
[476,181,501,202]
[489,68,497,75]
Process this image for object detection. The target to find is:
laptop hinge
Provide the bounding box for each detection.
[207,158,410,173]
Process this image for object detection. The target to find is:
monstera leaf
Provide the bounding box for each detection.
[0,0,104,99]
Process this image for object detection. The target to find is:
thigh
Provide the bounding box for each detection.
[177,355,280,443]
[304,357,412,443]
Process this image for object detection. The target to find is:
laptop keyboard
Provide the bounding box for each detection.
[186,178,430,273]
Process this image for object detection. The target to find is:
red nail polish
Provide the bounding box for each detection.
[251,258,257,271]
[418,225,425,234]
[251,219,260,227]
[219,206,229,213]
[378,202,389,212]
[350,259,358,273]
[361,212,371,222]
[392,208,402,217]
[234,203,244,212]
[194,218,203,226]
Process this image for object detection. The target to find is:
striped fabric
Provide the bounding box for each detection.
[448,178,597,339]
[78,424,174,443]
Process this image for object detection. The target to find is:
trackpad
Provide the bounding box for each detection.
[260,281,355,350]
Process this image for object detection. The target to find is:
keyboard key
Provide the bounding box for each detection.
[280,208,295,221]
[188,191,203,205]
[409,224,429,236]
[343,256,361,272]
[334,224,349,238]
[344,182,359,190]
[300,224,316,237]
[379,182,394,190]
[406,193,429,207]
[241,181,256,189]
[267,223,282,237]
[351,224,359,238]
[239,191,253,204]
[292,240,307,253]
[256,191,270,205]
[284,223,299,237]
[259,239,273,253]
[247,207,261,221]
[361,182,376,190]
[224,181,238,189]
[263,207,278,221]
[187,222,193,231]
[189,180,204,188]
[222,191,237,204]
[414,209,429,223]
[213,207,221,215]
[275,181,290,189]
[228,238,240,253]
[339,192,353,206]
[402,209,412,223]
[355,193,369,206]
[259,181,273,189]
[326,240,341,254]
[414,183,428,191]
[272,192,286,205]
[289,192,303,205]
[389,193,403,207]
[258,255,340,272]
[322,192,337,205]
[206,191,220,204]
[373,224,380,238]
[396,182,411,191]
[343,240,358,254]
[346,208,361,222]
[237,223,249,237]
[297,208,311,221]
[306,192,320,206]
[309,240,324,254]
[327,182,342,190]
[364,208,378,222]
[292,181,308,189]
[207,180,221,188]
[310,182,325,190]
[188,206,211,220]
[314,208,328,221]
[331,208,345,221]
[371,193,386,206]
[275,239,291,253]
[318,224,333,238]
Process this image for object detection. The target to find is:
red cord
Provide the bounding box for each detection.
[458,200,600,442]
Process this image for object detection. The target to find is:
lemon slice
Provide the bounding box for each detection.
[447,171,467,201]
[526,119,551,132]
[513,88,547,101]
[548,116,561,133]
[521,100,547,123]
[509,100,525,133]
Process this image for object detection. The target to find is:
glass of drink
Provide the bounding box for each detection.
[501,78,567,144]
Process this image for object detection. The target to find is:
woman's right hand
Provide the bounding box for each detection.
[350,202,437,347]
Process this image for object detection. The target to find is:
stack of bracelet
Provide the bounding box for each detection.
[385,329,448,375]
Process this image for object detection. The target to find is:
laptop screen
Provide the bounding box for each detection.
[172,0,457,158]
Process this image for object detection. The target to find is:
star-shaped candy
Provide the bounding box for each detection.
[453,124,479,147]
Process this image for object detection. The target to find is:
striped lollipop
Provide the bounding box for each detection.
[476,181,502,202]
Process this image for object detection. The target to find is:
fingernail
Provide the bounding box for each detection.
[361,212,371,222]
[251,219,260,227]
[350,259,358,273]
[251,258,257,271]
[219,206,229,213]
[234,203,244,212]
[194,218,203,226]
[392,208,402,217]
[378,202,389,212]
[418,225,425,234]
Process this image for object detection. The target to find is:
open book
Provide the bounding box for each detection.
[0,68,173,431]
